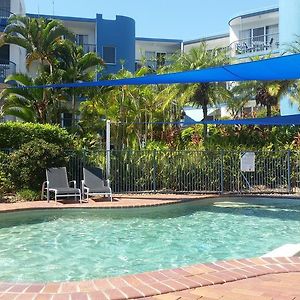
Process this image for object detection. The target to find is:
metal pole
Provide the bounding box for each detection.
[287,150,291,193]
[220,150,224,194]
[106,120,111,179]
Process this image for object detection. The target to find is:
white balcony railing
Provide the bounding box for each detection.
[230,33,280,56]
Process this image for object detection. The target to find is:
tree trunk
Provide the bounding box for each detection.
[267,104,272,117]
[72,89,76,128]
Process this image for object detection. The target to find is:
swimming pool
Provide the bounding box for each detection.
[1,197,300,282]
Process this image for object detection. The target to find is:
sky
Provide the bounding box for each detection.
[24,0,278,41]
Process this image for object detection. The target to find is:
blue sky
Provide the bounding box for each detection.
[24,0,278,40]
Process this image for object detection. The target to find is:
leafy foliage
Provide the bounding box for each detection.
[9,139,68,190]
[0,122,73,149]
[15,189,41,202]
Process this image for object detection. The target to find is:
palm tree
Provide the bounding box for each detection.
[0,73,64,123]
[4,15,74,73]
[54,39,103,127]
[166,43,231,137]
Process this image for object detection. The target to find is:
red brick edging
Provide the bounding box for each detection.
[1,257,300,299]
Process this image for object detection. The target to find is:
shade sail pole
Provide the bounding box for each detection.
[106,119,111,179]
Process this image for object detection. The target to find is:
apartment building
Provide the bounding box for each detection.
[0,0,26,84]
[1,0,300,120]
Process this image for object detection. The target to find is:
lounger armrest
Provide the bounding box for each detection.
[69,180,76,188]
[81,180,86,190]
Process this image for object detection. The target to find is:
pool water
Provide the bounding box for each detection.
[1,197,300,282]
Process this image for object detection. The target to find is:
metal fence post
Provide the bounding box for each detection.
[287,150,291,193]
[220,150,224,194]
[153,149,157,193]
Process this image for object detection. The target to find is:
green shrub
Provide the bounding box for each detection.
[0,152,11,198]
[9,139,68,191]
[0,122,73,149]
[15,189,41,202]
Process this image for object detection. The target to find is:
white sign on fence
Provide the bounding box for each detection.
[240,152,255,172]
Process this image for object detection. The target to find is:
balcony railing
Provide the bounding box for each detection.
[76,43,96,54]
[135,59,173,71]
[230,33,280,56]
[0,60,16,83]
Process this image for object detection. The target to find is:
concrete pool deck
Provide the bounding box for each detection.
[0,194,300,299]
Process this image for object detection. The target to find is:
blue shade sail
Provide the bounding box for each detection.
[200,114,300,126]
[14,53,300,89]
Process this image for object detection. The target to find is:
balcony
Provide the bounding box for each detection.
[77,43,96,54]
[230,33,280,57]
[135,59,173,71]
[0,60,16,83]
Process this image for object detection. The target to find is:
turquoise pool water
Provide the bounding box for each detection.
[1,197,300,282]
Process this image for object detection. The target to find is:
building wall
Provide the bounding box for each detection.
[183,35,229,53]
[96,14,135,73]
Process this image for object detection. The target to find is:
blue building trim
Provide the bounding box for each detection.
[96,14,135,74]
[26,13,96,23]
[136,37,182,43]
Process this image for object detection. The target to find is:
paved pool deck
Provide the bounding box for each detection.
[0,194,300,299]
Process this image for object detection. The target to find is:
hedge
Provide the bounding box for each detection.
[0,122,73,149]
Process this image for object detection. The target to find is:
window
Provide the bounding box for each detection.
[1,0,10,11]
[76,34,88,46]
[61,113,72,128]
[156,52,166,68]
[103,46,116,64]
[0,45,10,62]
[252,27,264,43]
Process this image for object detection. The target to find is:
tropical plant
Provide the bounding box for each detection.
[9,139,68,190]
[0,121,73,149]
[165,43,231,137]
[54,39,103,126]
[4,15,74,72]
[0,73,65,123]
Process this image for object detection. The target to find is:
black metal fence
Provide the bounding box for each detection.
[2,148,300,194]
[80,149,297,194]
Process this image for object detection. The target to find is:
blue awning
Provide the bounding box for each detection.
[17,53,300,89]
[201,114,300,126]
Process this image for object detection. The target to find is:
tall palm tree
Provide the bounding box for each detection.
[166,43,231,137]
[54,39,103,127]
[234,55,294,117]
[4,15,74,73]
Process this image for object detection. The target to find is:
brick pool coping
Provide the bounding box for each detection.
[0,257,300,299]
[0,194,219,213]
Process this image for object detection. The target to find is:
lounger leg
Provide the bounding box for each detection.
[55,192,57,204]
[79,193,82,204]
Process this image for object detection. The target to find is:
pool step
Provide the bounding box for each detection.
[262,244,300,257]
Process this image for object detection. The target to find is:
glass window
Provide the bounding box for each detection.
[61,113,72,128]
[252,27,265,43]
[103,46,116,64]
[76,34,88,46]
[1,0,10,10]
[0,45,10,62]
[156,52,166,68]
